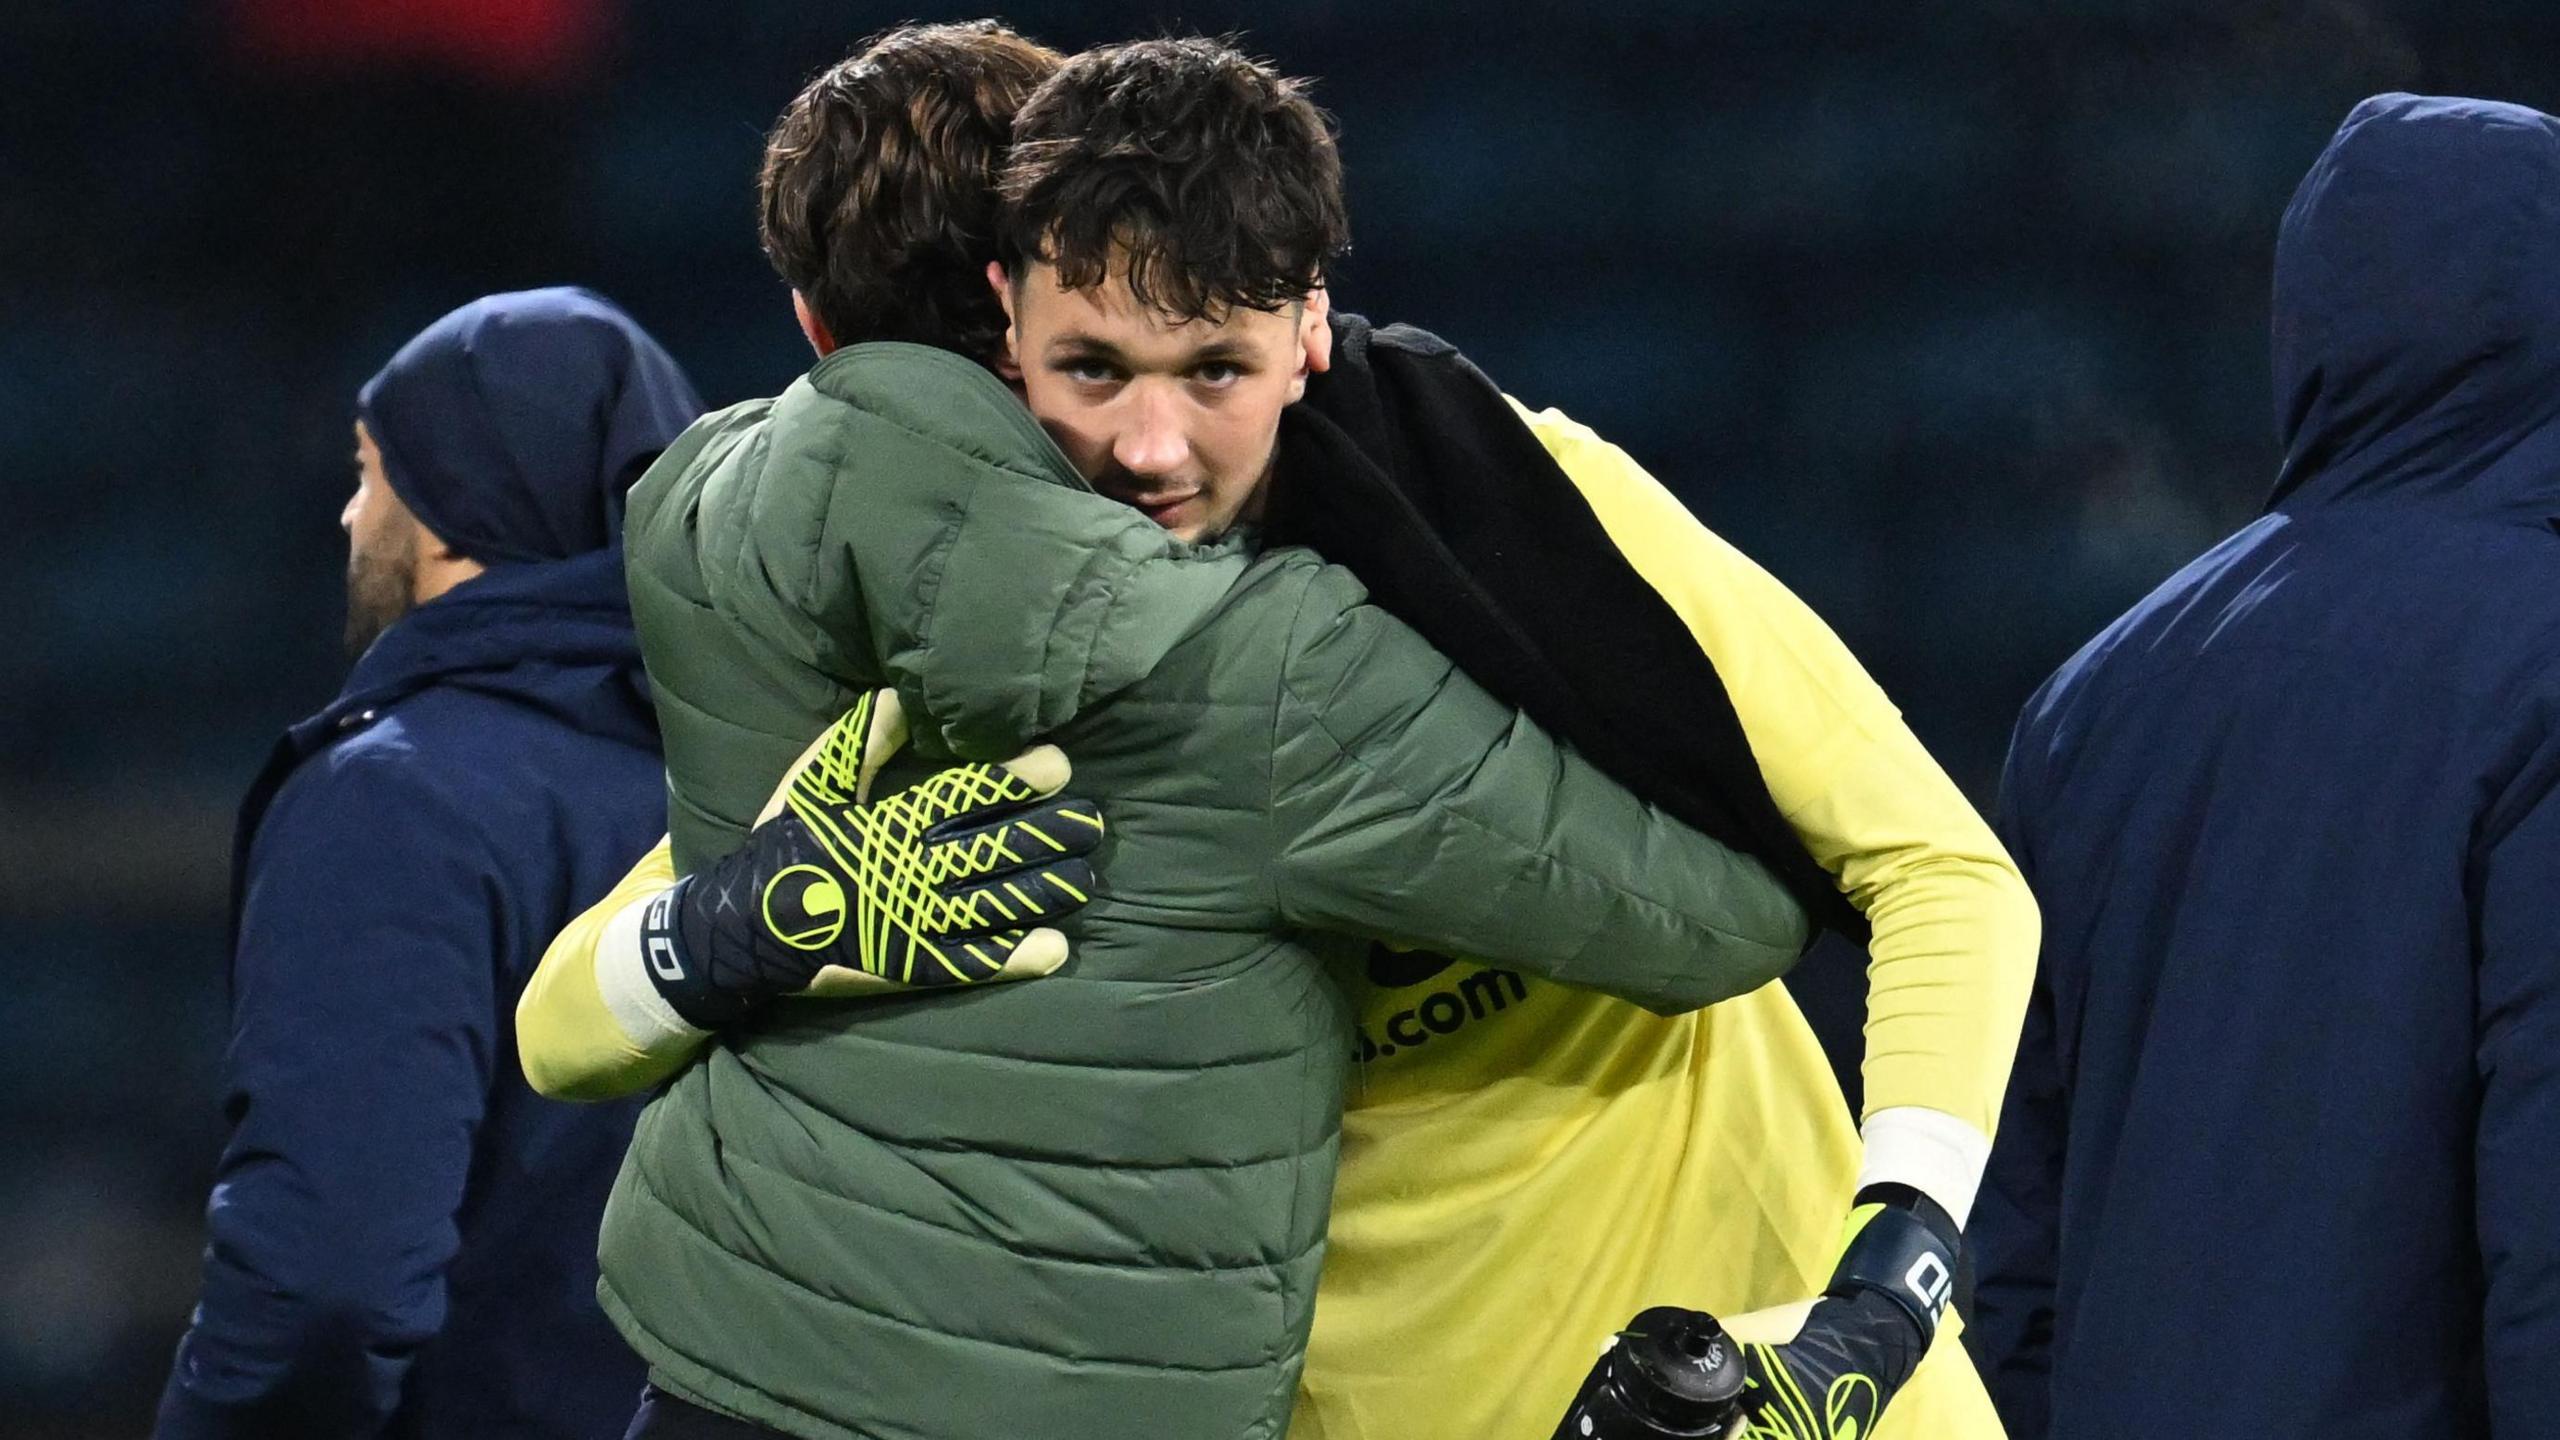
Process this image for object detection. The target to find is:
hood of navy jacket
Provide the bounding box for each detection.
[2269,93,2560,519]
[357,286,705,565]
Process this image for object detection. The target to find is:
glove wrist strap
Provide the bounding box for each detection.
[1830,1186,1961,1346]
[643,876,758,1031]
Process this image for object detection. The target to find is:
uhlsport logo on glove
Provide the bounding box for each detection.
[640,690,1107,1028]
[762,865,850,950]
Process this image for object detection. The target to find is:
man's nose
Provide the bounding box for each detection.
[1111,384,1191,479]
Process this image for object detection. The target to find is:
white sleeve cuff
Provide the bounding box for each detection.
[593,891,710,1050]
[1857,1106,1992,1229]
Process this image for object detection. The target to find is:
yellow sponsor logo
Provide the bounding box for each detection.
[762,864,847,950]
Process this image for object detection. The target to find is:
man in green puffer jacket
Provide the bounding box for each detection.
[540,28,1814,1440]
[598,348,1810,1440]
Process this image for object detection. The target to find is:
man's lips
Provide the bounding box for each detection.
[1105,489,1201,526]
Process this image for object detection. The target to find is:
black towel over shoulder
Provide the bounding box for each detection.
[1272,314,1864,942]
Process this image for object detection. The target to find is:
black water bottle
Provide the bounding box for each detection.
[1550,1306,1748,1438]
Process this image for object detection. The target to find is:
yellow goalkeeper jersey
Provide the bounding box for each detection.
[1284,404,2031,1438]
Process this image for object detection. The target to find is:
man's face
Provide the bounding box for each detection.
[341,420,423,657]
[994,260,1331,543]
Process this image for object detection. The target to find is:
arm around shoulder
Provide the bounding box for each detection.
[1264,563,1810,1013]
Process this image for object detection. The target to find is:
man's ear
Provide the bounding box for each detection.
[409,508,470,569]
[985,261,1024,382]
[1288,287,1335,403]
[793,291,839,357]
[406,517,486,604]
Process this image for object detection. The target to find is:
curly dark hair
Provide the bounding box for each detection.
[758,21,1063,365]
[998,36,1350,321]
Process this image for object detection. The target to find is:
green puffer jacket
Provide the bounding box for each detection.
[599,343,1812,1440]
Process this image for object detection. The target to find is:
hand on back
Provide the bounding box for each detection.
[645,690,1106,1026]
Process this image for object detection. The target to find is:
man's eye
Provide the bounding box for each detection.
[1193,362,1245,387]
[1060,359,1119,385]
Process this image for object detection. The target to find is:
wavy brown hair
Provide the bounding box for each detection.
[998,36,1350,322]
[758,21,1063,365]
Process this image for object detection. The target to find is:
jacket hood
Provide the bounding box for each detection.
[325,547,658,753]
[358,287,705,565]
[2269,93,2560,518]
[652,342,1247,761]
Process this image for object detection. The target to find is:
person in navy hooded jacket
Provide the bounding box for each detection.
[155,288,703,1439]
[1969,95,2560,1439]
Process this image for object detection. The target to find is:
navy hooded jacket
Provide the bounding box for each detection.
[1970,95,2560,1439]
[157,289,698,1439]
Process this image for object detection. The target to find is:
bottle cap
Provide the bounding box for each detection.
[1613,1306,1745,1432]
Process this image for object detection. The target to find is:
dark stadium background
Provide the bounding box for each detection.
[6,1,2554,1432]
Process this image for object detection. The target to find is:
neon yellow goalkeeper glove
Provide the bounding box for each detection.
[1724,1189,1960,1440]
[1554,1190,1959,1440]
[642,690,1104,1026]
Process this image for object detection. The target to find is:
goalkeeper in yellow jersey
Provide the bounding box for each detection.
[520,25,2036,1438]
